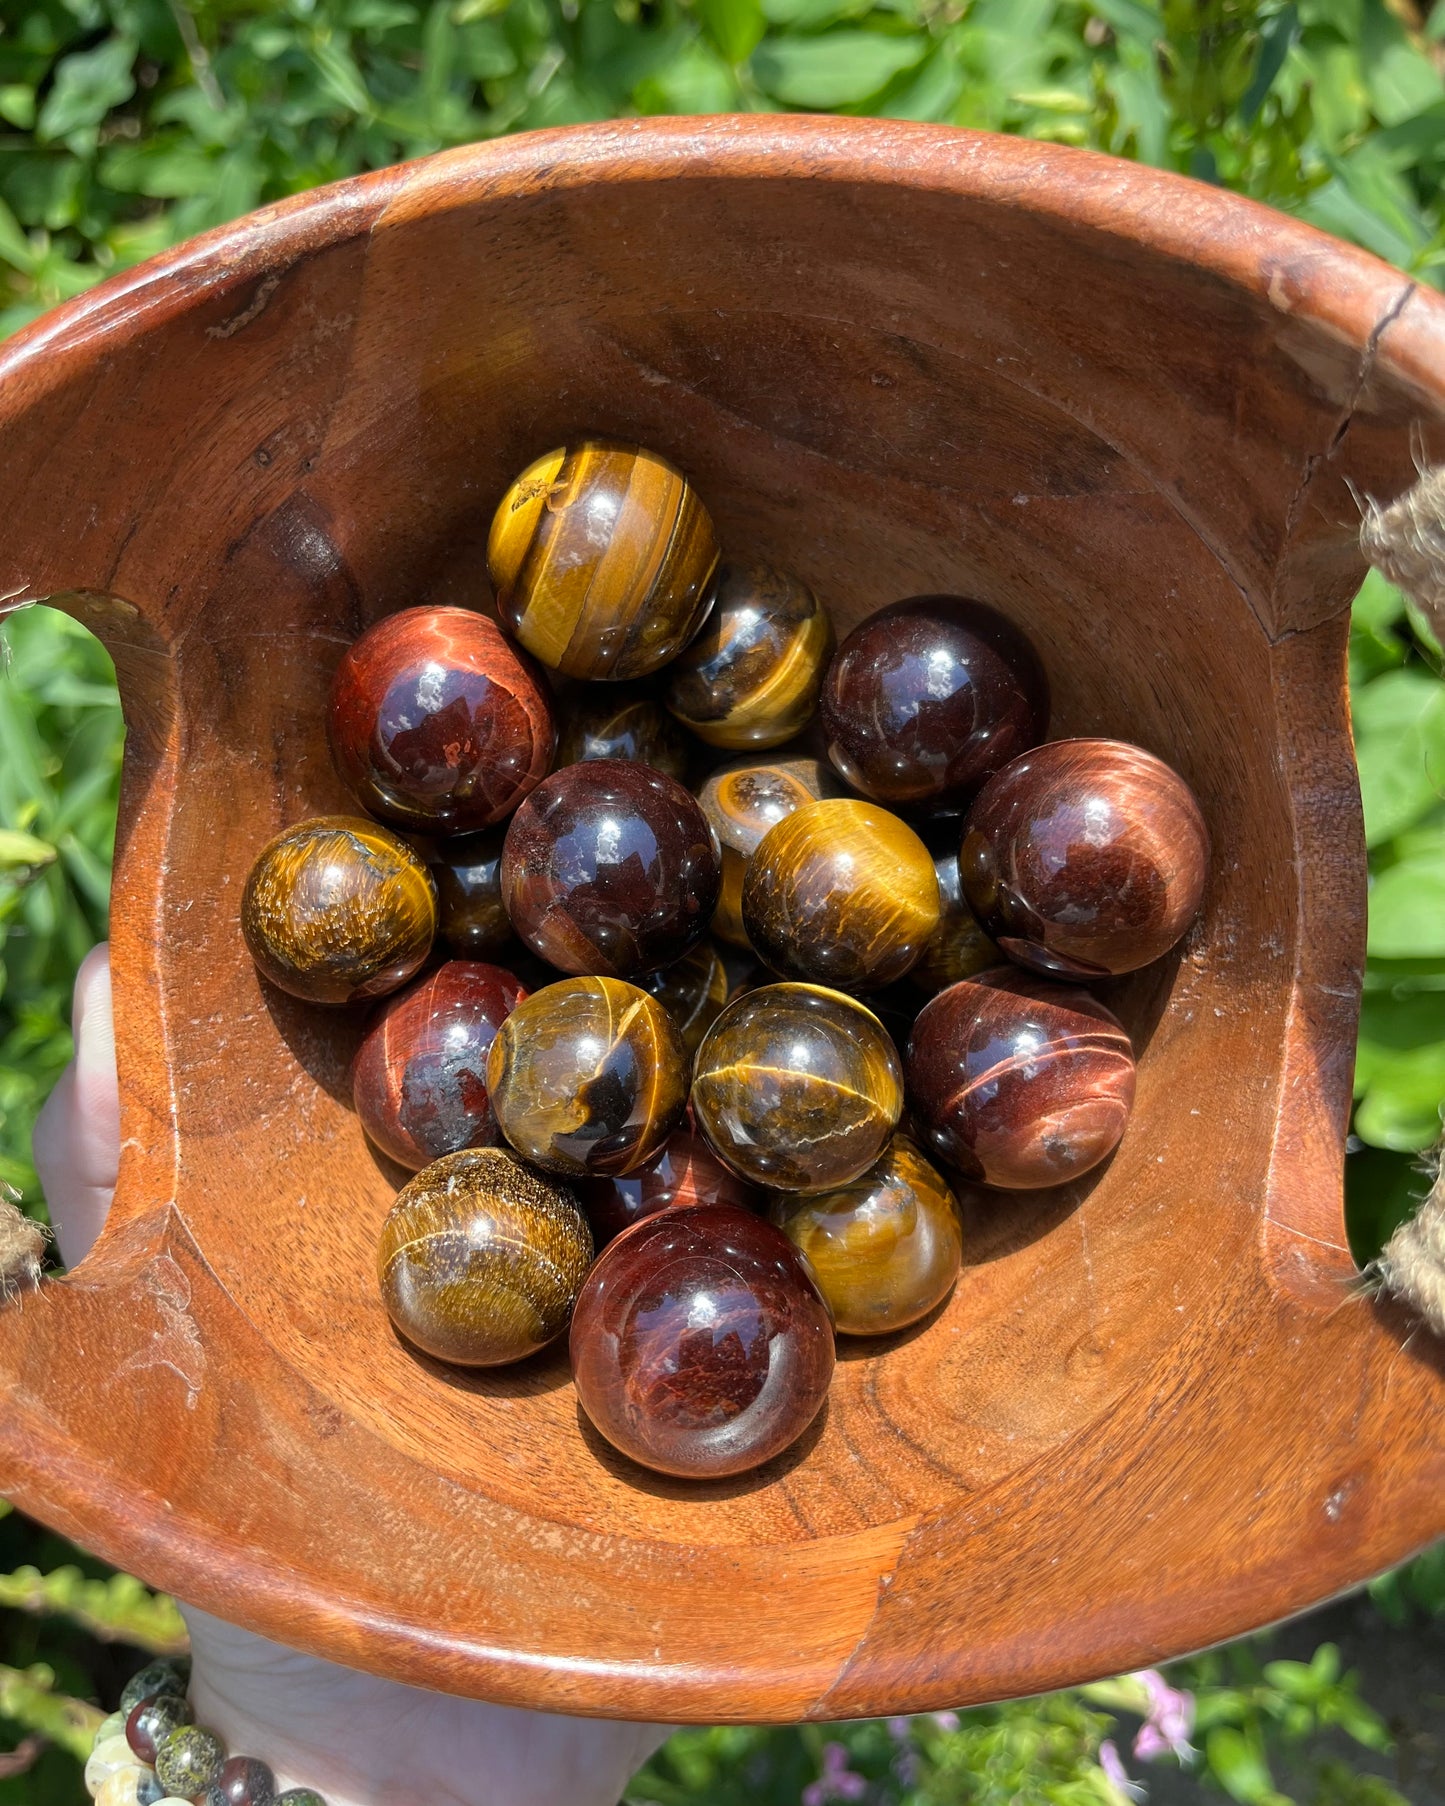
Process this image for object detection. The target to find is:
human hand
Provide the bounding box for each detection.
[34,944,670,1806]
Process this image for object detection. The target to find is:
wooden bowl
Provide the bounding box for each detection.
[1,116,1442,1723]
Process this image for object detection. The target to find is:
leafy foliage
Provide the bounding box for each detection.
[1,0,1444,1801]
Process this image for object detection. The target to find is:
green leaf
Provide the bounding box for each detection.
[1352,670,1445,847]
[1368,850,1445,959]
[0,831,56,871]
[696,0,765,64]
[1358,2,1442,128]
[1205,1727,1278,1805]
[0,85,37,131]
[1085,0,1160,41]
[1240,6,1299,125]
[750,30,928,106]
[36,35,137,144]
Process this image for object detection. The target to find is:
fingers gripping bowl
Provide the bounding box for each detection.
[0,117,1441,1723]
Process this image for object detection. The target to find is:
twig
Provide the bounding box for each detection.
[0,1564,188,1657]
[166,0,226,112]
[0,1734,46,1779]
[0,1665,103,1763]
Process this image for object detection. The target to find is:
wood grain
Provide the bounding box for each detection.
[0,116,1440,1721]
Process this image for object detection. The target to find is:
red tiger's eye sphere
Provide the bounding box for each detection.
[501,760,721,978]
[577,1125,759,1247]
[741,798,941,992]
[570,1203,835,1478]
[378,1147,593,1367]
[241,816,436,1005]
[822,596,1049,814]
[352,961,527,1170]
[486,977,689,1177]
[328,606,556,833]
[905,968,1136,1189]
[556,681,692,783]
[960,738,1210,977]
[692,984,903,1192]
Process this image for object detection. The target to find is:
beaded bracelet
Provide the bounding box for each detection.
[85,1656,328,1806]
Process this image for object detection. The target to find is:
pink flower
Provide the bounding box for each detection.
[930,1710,961,1732]
[1132,1669,1196,1765]
[885,1717,912,1744]
[1099,1738,1147,1802]
[801,1740,868,1806]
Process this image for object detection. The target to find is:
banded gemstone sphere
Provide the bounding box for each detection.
[767,1136,962,1336]
[328,606,555,833]
[240,817,436,1005]
[638,938,728,1055]
[909,850,1000,995]
[960,738,1210,977]
[663,561,833,750]
[822,595,1049,814]
[429,827,512,959]
[501,760,720,978]
[556,681,691,783]
[906,968,1137,1188]
[570,1203,835,1478]
[741,798,941,992]
[378,1147,593,1366]
[487,978,689,1177]
[697,755,844,949]
[351,961,527,1170]
[488,440,719,680]
[577,1123,759,1247]
[692,984,903,1192]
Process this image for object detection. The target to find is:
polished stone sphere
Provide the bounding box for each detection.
[486,977,689,1177]
[240,816,436,1004]
[555,680,692,782]
[767,1136,962,1337]
[501,759,720,977]
[741,797,941,991]
[377,1147,593,1366]
[328,605,555,832]
[960,737,1210,976]
[664,561,833,750]
[577,1123,758,1246]
[822,595,1049,813]
[429,827,513,960]
[696,754,844,948]
[637,938,728,1055]
[692,983,903,1192]
[570,1203,835,1478]
[488,439,719,680]
[908,849,1000,995]
[352,961,526,1170]
[906,967,1136,1188]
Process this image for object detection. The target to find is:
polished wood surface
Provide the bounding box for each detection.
[0,115,1440,1722]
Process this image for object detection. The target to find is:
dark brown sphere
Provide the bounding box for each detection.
[377,1147,593,1366]
[767,1136,962,1336]
[240,816,436,1005]
[429,827,513,959]
[692,983,903,1192]
[570,1203,835,1478]
[352,961,527,1170]
[328,606,555,833]
[697,754,845,948]
[577,1125,759,1247]
[741,798,941,992]
[960,738,1210,977]
[488,440,719,680]
[501,760,720,978]
[486,977,689,1177]
[909,850,1001,995]
[637,938,728,1055]
[822,596,1049,814]
[906,968,1136,1189]
[555,681,691,782]
[664,561,834,750]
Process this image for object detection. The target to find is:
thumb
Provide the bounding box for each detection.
[33,941,119,1268]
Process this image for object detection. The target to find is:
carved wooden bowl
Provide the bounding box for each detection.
[1,116,1442,1723]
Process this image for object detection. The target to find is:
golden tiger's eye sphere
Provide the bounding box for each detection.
[378,1148,593,1367]
[487,978,689,1177]
[240,816,436,1005]
[767,1136,962,1335]
[742,798,941,992]
[909,850,1001,995]
[488,440,720,681]
[692,983,903,1192]
[696,755,845,949]
[664,562,834,750]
